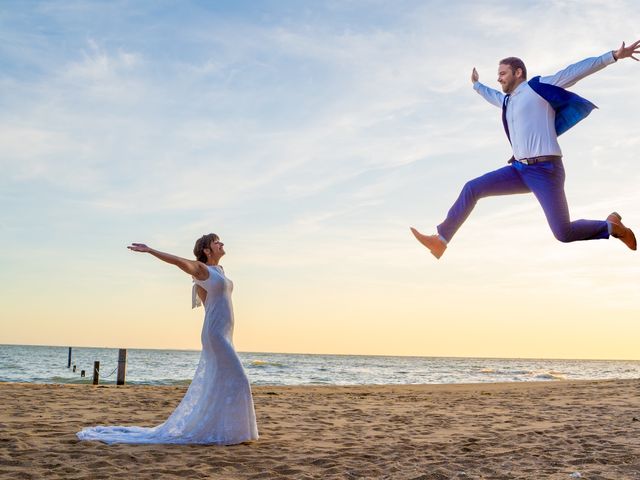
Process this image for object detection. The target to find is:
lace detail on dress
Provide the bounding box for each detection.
[76,265,258,445]
[192,281,202,309]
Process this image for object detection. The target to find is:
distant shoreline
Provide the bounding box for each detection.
[2,343,639,362]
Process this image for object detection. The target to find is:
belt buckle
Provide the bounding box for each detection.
[520,158,531,165]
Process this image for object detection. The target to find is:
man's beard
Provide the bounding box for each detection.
[502,78,518,93]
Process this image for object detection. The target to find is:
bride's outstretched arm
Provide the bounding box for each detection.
[128,243,209,280]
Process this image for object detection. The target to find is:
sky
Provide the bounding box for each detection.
[1,0,639,360]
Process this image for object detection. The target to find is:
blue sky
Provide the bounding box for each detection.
[1,1,639,358]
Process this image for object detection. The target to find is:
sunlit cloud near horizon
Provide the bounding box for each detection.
[1,0,639,360]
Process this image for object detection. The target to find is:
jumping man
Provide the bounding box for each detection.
[411,40,639,259]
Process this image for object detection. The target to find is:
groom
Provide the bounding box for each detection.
[411,40,639,259]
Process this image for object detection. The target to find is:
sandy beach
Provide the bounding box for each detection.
[0,380,639,479]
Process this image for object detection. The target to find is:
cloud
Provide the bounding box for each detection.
[2,0,639,289]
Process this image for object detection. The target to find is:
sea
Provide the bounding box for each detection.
[1,344,639,386]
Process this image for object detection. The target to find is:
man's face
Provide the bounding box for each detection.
[497,63,521,93]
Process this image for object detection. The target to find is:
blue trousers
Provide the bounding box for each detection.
[437,159,610,243]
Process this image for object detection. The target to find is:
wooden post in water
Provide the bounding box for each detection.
[117,349,127,386]
[93,361,100,385]
[67,347,72,368]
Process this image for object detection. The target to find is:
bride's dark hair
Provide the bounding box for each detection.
[193,233,220,263]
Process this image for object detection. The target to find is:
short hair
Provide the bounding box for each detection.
[499,57,527,79]
[193,233,219,263]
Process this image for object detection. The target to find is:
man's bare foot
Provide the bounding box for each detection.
[607,212,637,251]
[409,227,447,259]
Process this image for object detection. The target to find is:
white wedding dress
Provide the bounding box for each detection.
[77,265,259,445]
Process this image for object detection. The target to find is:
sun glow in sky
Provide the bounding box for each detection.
[1,0,639,359]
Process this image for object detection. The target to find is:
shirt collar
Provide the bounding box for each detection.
[511,80,528,96]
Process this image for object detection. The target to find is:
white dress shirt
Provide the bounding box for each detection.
[473,51,616,160]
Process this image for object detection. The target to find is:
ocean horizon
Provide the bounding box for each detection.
[2,344,639,386]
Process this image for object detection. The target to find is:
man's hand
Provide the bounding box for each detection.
[471,67,479,83]
[613,40,640,61]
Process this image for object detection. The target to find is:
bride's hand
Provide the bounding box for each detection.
[128,243,152,253]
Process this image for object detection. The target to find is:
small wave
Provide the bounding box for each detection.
[532,372,565,380]
[248,360,286,368]
[480,369,529,376]
[35,376,94,384]
[0,363,27,372]
[46,376,79,383]
[7,376,194,386]
[126,379,192,386]
[308,378,331,384]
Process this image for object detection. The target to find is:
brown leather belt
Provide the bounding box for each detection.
[509,155,562,165]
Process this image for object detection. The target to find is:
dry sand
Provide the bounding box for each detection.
[0,380,639,479]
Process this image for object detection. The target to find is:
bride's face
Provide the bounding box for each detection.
[209,239,225,259]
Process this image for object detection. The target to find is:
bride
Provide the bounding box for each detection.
[77,233,259,445]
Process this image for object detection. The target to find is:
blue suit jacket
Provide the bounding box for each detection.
[527,76,597,136]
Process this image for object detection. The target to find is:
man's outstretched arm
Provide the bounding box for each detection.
[471,67,504,108]
[542,39,640,89]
